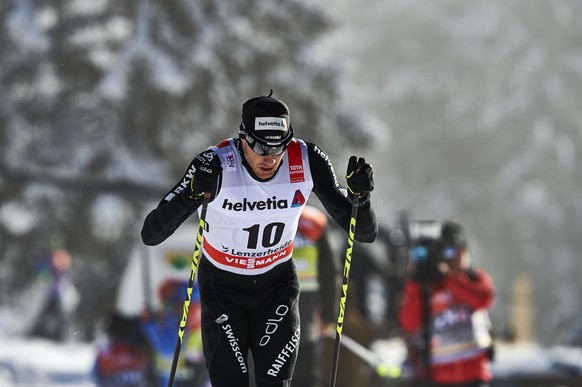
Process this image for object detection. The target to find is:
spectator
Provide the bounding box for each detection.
[29,247,80,342]
[290,205,339,387]
[94,312,154,387]
[140,279,210,387]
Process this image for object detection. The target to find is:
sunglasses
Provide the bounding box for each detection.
[246,137,288,156]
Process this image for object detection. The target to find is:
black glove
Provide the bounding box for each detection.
[187,151,222,201]
[346,156,374,196]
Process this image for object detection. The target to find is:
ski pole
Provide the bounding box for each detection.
[325,330,402,379]
[329,194,359,387]
[167,192,210,387]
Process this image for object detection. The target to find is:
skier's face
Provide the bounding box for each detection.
[242,139,285,180]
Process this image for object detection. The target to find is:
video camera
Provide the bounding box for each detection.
[407,220,463,283]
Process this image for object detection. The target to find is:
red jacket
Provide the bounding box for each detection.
[399,269,495,384]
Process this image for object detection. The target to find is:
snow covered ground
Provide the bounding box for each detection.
[373,339,582,386]
[0,336,97,387]
[1,334,582,387]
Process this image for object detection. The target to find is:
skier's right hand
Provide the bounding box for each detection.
[188,150,222,201]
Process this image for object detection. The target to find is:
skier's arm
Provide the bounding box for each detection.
[141,150,221,246]
[141,196,200,246]
[307,142,378,243]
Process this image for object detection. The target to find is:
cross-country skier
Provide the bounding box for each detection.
[141,90,377,387]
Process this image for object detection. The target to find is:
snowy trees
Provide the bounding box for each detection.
[3,0,581,345]
[0,0,370,338]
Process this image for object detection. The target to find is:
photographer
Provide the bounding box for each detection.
[398,221,495,387]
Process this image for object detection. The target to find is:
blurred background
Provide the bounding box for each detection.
[1,0,581,385]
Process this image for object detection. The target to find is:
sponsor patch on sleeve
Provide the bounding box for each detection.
[287,141,304,183]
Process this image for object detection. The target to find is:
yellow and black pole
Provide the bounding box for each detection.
[167,192,210,387]
[329,193,359,387]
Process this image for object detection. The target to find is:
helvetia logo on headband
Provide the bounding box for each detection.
[255,117,288,131]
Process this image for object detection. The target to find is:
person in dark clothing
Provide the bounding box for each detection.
[141,90,377,387]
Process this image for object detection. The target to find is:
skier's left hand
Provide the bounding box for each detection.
[346,156,374,196]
